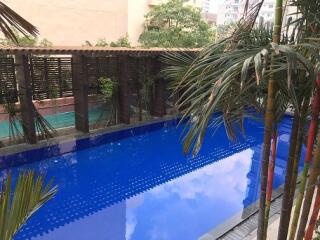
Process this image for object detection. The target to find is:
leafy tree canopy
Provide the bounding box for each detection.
[139,0,214,48]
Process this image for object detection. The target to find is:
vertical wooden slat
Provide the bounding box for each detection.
[151,57,166,117]
[0,57,18,104]
[57,58,63,97]
[72,54,89,133]
[43,58,49,99]
[15,54,37,144]
[118,55,130,124]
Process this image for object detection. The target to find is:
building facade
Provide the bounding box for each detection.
[217,0,275,25]
[2,0,213,46]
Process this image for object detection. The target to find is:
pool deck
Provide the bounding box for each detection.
[202,178,319,240]
[200,184,285,240]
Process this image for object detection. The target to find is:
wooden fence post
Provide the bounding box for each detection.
[72,54,89,133]
[15,54,37,144]
[151,57,166,117]
[118,55,130,124]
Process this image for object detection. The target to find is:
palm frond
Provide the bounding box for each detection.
[0,171,57,240]
[0,1,38,44]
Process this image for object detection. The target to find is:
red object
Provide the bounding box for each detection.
[304,181,320,240]
[305,75,320,164]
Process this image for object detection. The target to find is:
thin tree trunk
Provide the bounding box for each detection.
[277,111,301,240]
[289,98,309,198]
[258,77,276,240]
[296,131,320,239]
[257,1,283,238]
[264,128,278,239]
[304,178,320,240]
[289,75,320,240]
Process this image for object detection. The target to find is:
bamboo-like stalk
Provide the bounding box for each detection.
[257,1,283,239]
[289,98,309,198]
[289,75,320,240]
[264,128,278,239]
[296,131,320,239]
[304,178,320,240]
[277,111,301,240]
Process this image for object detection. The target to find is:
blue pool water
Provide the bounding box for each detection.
[0,116,302,240]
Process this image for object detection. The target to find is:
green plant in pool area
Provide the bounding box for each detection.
[96,77,118,126]
[0,171,57,240]
[162,0,320,239]
[99,77,117,103]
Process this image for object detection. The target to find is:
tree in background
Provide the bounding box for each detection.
[139,0,214,48]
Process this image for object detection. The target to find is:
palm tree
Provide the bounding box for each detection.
[0,171,57,240]
[288,0,320,238]
[296,143,320,238]
[0,1,38,44]
[162,1,319,240]
[288,75,320,239]
[304,177,320,240]
[0,3,57,240]
[264,129,277,237]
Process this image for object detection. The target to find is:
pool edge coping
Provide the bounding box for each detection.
[0,115,181,169]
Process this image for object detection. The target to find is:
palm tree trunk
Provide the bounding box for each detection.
[304,179,320,240]
[296,131,320,239]
[258,77,277,240]
[278,111,301,240]
[289,75,320,240]
[264,128,278,239]
[289,99,309,198]
[257,1,283,239]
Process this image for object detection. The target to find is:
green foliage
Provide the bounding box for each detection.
[82,36,131,48]
[110,35,131,47]
[82,40,93,47]
[162,1,319,154]
[0,171,57,240]
[98,77,117,102]
[38,38,53,47]
[95,38,109,47]
[216,24,236,41]
[0,29,52,47]
[139,0,214,48]
[0,29,37,46]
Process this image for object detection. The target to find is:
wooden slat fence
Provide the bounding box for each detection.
[0,56,18,104]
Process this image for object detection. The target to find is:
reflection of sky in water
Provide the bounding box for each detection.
[126,150,253,240]
[2,117,297,240]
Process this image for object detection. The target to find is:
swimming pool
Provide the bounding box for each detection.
[0,116,300,240]
[0,105,104,139]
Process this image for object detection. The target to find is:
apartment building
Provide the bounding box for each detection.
[217,0,275,25]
